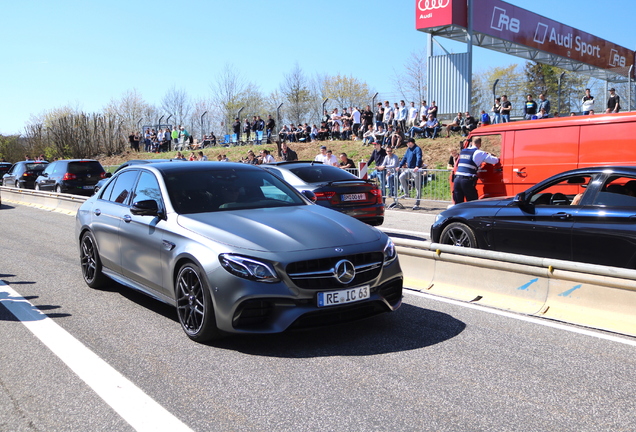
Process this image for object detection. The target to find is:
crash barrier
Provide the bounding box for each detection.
[393,238,636,338]
[367,168,452,207]
[0,187,87,215]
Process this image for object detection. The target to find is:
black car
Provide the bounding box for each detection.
[2,161,49,189]
[0,162,12,178]
[93,159,172,194]
[431,166,636,269]
[261,161,385,226]
[35,159,106,195]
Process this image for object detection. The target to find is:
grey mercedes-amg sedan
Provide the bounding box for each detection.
[76,162,402,342]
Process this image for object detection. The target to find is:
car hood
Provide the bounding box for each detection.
[176,205,383,252]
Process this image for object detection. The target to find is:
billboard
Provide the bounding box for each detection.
[416,0,635,78]
[415,0,466,29]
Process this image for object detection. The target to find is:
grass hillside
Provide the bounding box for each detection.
[98,136,465,170]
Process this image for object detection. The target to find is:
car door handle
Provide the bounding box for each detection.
[551,212,571,220]
[93,209,101,216]
[123,214,132,223]
[513,167,526,177]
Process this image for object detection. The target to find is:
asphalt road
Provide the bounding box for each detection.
[1,203,636,431]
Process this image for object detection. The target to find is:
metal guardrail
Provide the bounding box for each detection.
[0,186,88,215]
[366,168,452,207]
[394,237,636,338]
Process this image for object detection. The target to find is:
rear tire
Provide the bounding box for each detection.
[440,222,478,248]
[80,232,108,288]
[175,263,221,342]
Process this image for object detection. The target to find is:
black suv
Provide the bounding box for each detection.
[0,162,12,178]
[35,159,106,195]
[2,161,49,189]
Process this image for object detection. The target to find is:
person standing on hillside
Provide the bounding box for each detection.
[537,93,551,117]
[523,94,538,120]
[171,127,179,150]
[607,88,621,113]
[266,115,276,144]
[581,88,595,115]
[500,95,512,122]
[398,138,425,210]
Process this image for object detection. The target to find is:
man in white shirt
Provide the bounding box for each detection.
[314,146,338,165]
[407,102,419,128]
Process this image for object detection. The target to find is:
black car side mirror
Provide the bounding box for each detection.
[301,190,317,203]
[104,172,112,178]
[131,199,160,217]
[513,192,526,205]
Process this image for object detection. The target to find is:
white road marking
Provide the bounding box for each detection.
[405,288,636,348]
[0,281,193,432]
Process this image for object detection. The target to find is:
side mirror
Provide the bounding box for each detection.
[513,192,526,205]
[131,199,160,216]
[301,190,317,203]
[41,172,49,178]
[104,172,113,178]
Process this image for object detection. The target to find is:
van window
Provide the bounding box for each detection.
[476,134,501,156]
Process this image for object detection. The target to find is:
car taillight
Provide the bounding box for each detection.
[62,173,77,181]
[370,187,383,204]
[100,171,107,179]
[314,191,337,202]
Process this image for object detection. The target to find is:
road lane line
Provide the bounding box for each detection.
[405,288,636,347]
[0,281,193,432]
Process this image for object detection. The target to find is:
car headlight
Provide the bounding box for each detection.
[219,254,280,283]
[383,238,397,266]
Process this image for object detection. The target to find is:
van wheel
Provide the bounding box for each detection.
[440,222,478,248]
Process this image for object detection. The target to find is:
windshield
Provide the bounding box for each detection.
[165,168,307,214]
[25,163,48,171]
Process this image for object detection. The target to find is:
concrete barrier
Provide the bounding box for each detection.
[0,186,87,215]
[394,238,636,338]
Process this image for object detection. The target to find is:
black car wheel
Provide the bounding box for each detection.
[80,232,108,288]
[440,222,478,248]
[175,263,220,342]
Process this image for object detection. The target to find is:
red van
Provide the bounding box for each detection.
[467,112,636,198]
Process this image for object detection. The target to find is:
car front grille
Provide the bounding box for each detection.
[286,252,384,289]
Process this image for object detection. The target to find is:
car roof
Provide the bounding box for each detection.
[142,161,263,175]
[266,161,324,168]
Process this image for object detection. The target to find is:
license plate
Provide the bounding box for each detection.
[317,285,370,307]
[83,185,95,190]
[342,193,366,201]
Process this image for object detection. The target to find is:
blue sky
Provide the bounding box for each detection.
[1,0,634,135]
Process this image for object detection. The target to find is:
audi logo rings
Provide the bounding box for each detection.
[418,0,450,11]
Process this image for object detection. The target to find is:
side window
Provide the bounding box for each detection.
[591,176,636,207]
[132,171,163,208]
[100,170,138,204]
[529,175,592,206]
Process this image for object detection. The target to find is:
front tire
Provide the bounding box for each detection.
[175,263,221,342]
[80,232,108,288]
[440,222,478,248]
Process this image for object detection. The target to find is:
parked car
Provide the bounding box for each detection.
[260,161,385,226]
[35,159,106,195]
[0,162,12,178]
[432,166,636,269]
[76,162,402,342]
[93,159,172,194]
[2,161,49,189]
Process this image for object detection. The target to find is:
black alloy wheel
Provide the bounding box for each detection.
[440,222,478,248]
[80,232,108,288]
[175,263,220,342]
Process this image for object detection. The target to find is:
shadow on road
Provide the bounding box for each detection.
[212,303,466,357]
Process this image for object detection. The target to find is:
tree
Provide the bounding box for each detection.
[393,48,427,104]
[161,86,192,128]
[321,74,373,110]
[472,64,525,116]
[524,62,586,114]
[103,89,152,134]
[280,63,312,125]
[210,64,248,135]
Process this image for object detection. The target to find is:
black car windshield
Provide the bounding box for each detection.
[165,168,307,214]
[25,163,48,171]
[289,165,358,183]
[68,161,104,174]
